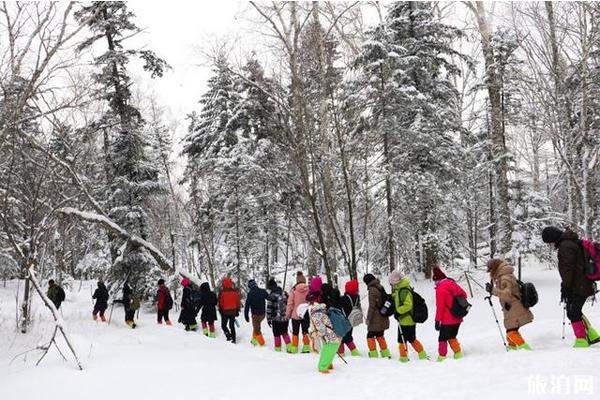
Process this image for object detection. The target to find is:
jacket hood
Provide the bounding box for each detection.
[200,282,210,293]
[560,229,579,242]
[493,262,514,279]
[393,277,411,291]
[294,282,309,294]
[367,278,381,288]
[222,277,234,289]
[248,279,257,290]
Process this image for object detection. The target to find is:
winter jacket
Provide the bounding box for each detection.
[308,303,339,344]
[266,286,289,323]
[92,284,109,309]
[47,284,65,308]
[286,282,309,320]
[322,283,341,309]
[306,276,323,304]
[557,230,595,298]
[340,293,360,318]
[490,262,534,330]
[179,286,197,325]
[198,282,218,322]
[156,285,171,311]
[219,278,241,316]
[366,279,390,332]
[244,285,268,320]
[392,277,415,326]
[435,278,467,326]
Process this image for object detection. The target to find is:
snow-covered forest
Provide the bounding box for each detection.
[1,2,599,396]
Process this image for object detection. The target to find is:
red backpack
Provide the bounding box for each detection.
[581,239,600,281]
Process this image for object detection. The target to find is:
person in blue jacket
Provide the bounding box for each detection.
[244,279,268,346]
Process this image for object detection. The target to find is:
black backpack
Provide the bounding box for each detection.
[517,281,538,308]
[57,286,66,302]
[400,288,428,323]
[165,294,174,310]
[450,296,471,318]
[378,287,396,318]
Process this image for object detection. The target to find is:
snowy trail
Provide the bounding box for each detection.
[1,266,599,400]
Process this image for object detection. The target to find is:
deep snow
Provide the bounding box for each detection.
[1,264,599,400]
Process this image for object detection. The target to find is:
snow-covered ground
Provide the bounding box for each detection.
[1,264,599,400]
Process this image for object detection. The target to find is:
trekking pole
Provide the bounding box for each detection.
[485,295,508,351]
[336,350,348,364]
[561,304,566,340]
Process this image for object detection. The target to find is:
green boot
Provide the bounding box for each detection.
[203,328,209,336]
[436,355,446,362]
[208,332,217,338]
[418,351,429,360]
[189,324,198,331]
[289,345,298,354]
[301,344,311,353]
[399,356,409,363]
[587,327,600,344]
[351,348,360,357]
[453,351,463,359]
[574,338,590,348]
[380,348,391,359]
[507,345,518,351]
[368,350,379,358]
[251,337,258,346]
[274,346,282,352]
[518,343,532,351]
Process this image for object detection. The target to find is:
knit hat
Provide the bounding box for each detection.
[248,279,257,290]
[309,275,323,292]
[344,279,359,295]
[542,226,563,244]
[431,266,446,282]
[486,259,504,274]
[296,271,306,284]
[181,278,190,287]
[363,273,376,285]
[267,278,277,290]
[389,270,403,286]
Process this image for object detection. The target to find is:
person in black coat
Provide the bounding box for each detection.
[92,281,109,322]
[178,278,198,331]
[198,282,218,337]
[321,283,341,309]
[244,279,268,346]
[114,282,138,328]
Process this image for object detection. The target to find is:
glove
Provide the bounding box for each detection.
[267,320,272,328]
[560,286,572,304]
[485,283,492,294]
[435,321,441,331]
[244,315,249,323]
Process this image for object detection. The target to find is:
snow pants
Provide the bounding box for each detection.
[318,341,340,372]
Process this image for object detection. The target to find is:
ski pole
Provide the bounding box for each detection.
[561,304,566,340]
[336,350,348,364]
[485,295,508,351]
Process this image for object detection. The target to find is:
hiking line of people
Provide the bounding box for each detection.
[46,225,599,373]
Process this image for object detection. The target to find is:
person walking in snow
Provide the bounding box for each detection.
[244,279,268,346]
[363,273,391,358]
[155,279,173,325]
[178,278,198,331]
[219,276,241,343]
[542,226,600,347]
[286,271,311,354]
[92,280,109,322]
[266,278,292,352]
[338,279,361,357]
[485,259,533,350]
[198,282,218,337]
[433,266,467,361]
[115,282,139,328]
[47,279,65,310]
[299,299,341,374]
[390,270,428,362]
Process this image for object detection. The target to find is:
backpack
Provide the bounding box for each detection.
[450,296,471,318]
[399,288,428,323]
[130,295,141,311]
[581,239,600,281]
[165,294,174,310]
[57,287,66,302]
[378,287,396,318]
[326,307,352,337]
[189,286,203,307]
[517,281,538,308]
[344,295,364,327]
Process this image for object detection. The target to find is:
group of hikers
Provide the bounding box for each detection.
[46,226,599,373]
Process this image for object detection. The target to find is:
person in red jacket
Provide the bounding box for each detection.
[219,276,241,343]
[433,266,467,362]
[155,279,173,325]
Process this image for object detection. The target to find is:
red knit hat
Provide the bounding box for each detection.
[181,278,190,287]
[344,279,359,295]
[431,266,446,282]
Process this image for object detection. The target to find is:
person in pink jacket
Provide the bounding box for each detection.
[286,271,311,353]
[433,266,468,362]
